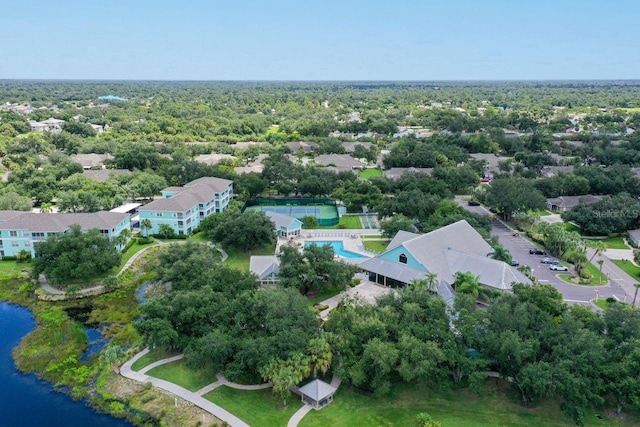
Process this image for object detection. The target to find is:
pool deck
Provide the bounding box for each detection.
[276,229,378,260]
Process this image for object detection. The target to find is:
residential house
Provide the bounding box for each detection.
[83,169,131,182]
[29,117,65,132]
[628,229,640,247]
[0,211,131,258]
[357,220,530,304]
[342,141,372,154]
[314,154,365,173]
[194,153,237,166]
[540,166,574,178]
[71,153,114,170]
[234,153,268,175]
[286,141,318,154]
[469,153,510,179]
[383,167,433,180]
[249,255,280,286]
[138,177,233,235]
[546,195,604,212]
[265,211,303,238]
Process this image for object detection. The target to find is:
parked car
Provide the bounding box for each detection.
[467,200,481,206]
[541,257,559,264]
[480,178,491,183]
[511,259,520,266]
[550,264,568,271]
[529,248,546,255]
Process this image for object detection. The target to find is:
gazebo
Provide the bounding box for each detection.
[298,379,337,409]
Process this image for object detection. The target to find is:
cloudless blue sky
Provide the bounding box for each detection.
[1,0,638,80]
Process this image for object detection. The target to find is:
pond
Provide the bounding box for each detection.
[0,302,131,426]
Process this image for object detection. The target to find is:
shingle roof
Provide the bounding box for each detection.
[83,169,131,182]
[249,256,279,280]
[400,220,493,283]
[314,154,364,170]
[383,167,433,180]
[194,154,236,166]
[71,153,114,168]
[546,195,604,210]
[298,379,337,402]
[387,230,419,251]
[265,211,301,229]
[444,249,531,290]
[0,210,24,222]
[140,177,232,212]
[0,211,129,232]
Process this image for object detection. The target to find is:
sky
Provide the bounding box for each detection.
[1,0,638,80]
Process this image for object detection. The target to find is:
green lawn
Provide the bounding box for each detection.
[0,261,25,274]
[529,209,552,217]
[590,236,629,250]
[131,346,182,372]
[115,240,158,272]
[299,381,633,427]
[189,232,210,243]
[146,359,217,392]
[223,244,277,271]
[317,215,363,229]
[612,259,640,280]
[204,386,302,427]
[363,240,389,253]
[358,168,382,180]
[306,286,343,307]
[557,261,608,286]
[564,222,581,233]
[593,298,628,310]
[362,235,382,239]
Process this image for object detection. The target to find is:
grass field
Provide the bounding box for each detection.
[115,240,158,272]
[318,215,362,229]
[131,346,181,372]
[146,359,216,392]
[592,298,628,310]
[530,209,552,217]
[612,259,640,279]
[358,168,383,180]
[0,261,25,274]
[557,261,608,286]
[223,244,276,271]
[204,386,302,427]
[588,236,630,250]
[306,286,343,307]
[363,240,389,253]
[188,232,210,243]
[362,235,382,239]
[298,381,635,427]
[565,222,581,233]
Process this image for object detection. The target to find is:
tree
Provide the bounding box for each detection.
[301,215,319,229]
[140,218,152,237]
[416,412,442,427]
[99,345,124,374]
[32,225,121,285]
[40,202,53,213]
[454,271,481,298]
[380,214,415,239]
[486,177,546,220]
[633,283,640,307]
[158,223,176,239]
[0,191,32,211]
[490,244,513,265]
[307,337,333,378]
[211,211,275,250]
[562,193,640,236]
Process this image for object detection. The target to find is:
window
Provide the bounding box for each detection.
[12,242,19,247]
[178,221,183,227]
[32,232,45,241]
[399,253,408,264]
[10,231,17,237]
[156,212,163,217]
[177,213,183,219]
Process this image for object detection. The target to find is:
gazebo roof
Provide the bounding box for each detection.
[298,379,336,401]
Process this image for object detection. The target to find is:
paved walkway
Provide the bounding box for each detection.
[318,278,391,320]
[120,348,250,427]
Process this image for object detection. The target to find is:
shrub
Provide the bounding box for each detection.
[137,237,154,245]
[16,250,32,263]
[1,256,17,261]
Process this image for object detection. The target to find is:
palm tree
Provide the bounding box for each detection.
[489,244,512,265]
[586,240,606,264]
[454,271,480,299]
[597,259,604,285]
[633,283,640,307]
[425,272,439,293]
[634,250,640,265]
[40,202,53,213]
[307,337,333,378]
[140,219,152,237]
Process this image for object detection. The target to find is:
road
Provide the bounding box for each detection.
[455,196,631,305]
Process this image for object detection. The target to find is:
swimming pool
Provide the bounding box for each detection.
[305,241,366,259]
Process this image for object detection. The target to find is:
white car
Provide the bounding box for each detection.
[549,264,568,271]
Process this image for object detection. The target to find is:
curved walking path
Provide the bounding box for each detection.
[121,348,250,427]
[38,239,227,296]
